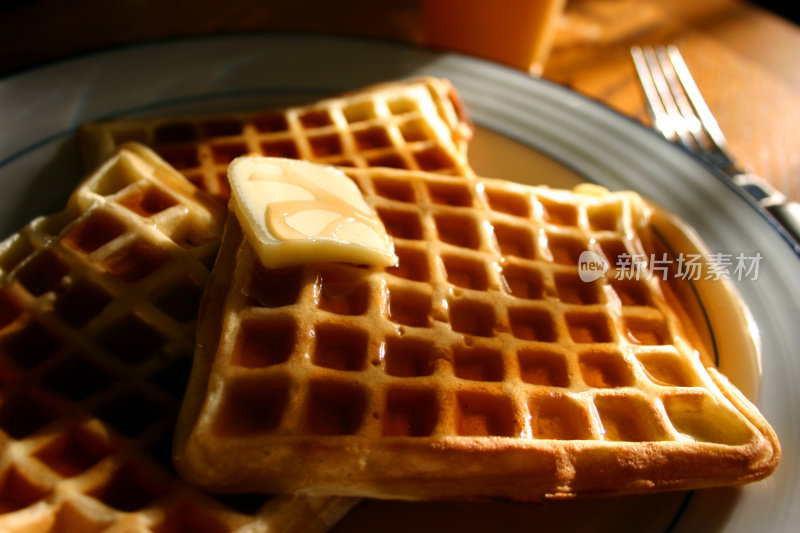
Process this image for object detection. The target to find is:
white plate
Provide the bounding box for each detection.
[1,34,797,532]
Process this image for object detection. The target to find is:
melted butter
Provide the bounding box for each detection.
[228,156,398,269]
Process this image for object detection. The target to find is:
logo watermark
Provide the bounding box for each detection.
[579,251,762,282]
[578,251,609,282]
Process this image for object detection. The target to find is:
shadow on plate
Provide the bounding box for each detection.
[333,486,741,533]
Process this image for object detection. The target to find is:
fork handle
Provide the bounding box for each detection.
[766,202,800,246]
[733,173,800,246]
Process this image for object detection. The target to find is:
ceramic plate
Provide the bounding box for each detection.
[1,34,797,532]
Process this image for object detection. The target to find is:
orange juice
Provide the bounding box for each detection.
[422,0,566,75]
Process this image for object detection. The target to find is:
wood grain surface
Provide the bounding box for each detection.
[545,0,800,201]
[2,0,798,199]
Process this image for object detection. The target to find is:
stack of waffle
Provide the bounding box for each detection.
[1,78,475,532]
[0,75,780,532]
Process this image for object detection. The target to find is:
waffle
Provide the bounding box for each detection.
[79,77,474,201]
[174,166,780,501]
[0,144,357,532]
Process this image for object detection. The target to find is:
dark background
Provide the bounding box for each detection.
[753,1,799,23]
[1,0,798,77]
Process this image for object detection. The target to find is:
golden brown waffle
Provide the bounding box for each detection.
[0,144,357,532]
[79,77,474,201]
[174,166,780,500]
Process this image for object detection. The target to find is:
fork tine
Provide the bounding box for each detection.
[654,47,705,150]
[641,46,697,150]
[663,45,730,154]
[631,45,678,143]
[632,44,740,171]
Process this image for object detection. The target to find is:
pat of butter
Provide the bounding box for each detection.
[228,156,398,269]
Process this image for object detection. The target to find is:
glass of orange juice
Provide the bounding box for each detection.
[421,0,567,75]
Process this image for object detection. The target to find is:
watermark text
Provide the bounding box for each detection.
[578,251,762,282]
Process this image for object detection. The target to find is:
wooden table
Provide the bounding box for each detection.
[545,0,800,202]
[2,0,799,200]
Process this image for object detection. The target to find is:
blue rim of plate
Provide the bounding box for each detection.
[0,32,794,533]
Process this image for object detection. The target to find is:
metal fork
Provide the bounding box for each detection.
[630,44,800,246]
